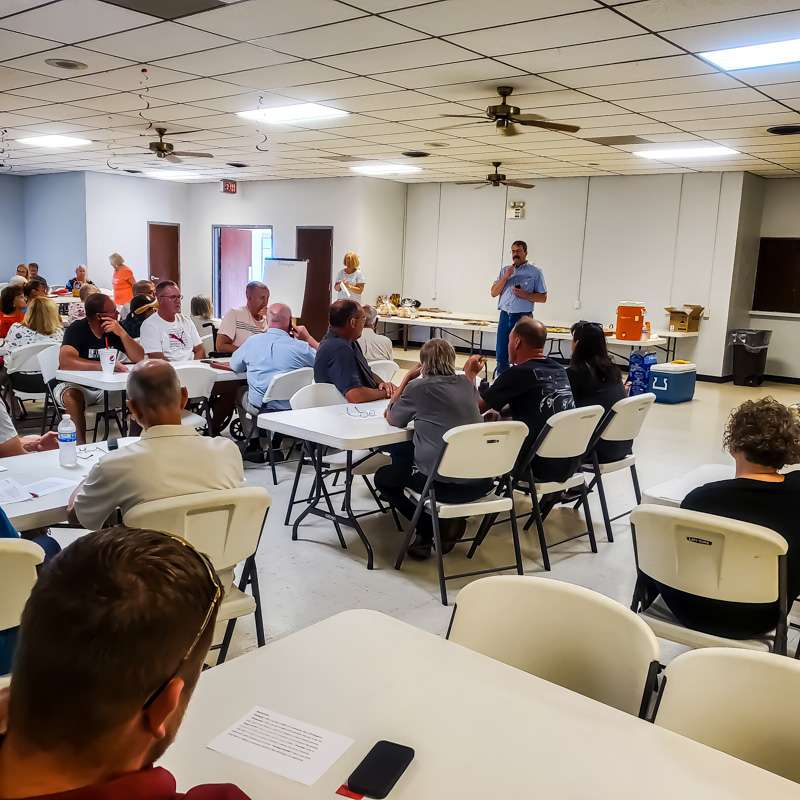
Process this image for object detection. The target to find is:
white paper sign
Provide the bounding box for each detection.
[26,477,79,497]
[208,706,353,786]
[0,478,32,503]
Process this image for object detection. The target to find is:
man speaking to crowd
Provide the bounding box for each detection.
[489,240,547,375]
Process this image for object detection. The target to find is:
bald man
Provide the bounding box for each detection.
[464,318,575,480]
[229,303,319,412]
[67,360,243,531]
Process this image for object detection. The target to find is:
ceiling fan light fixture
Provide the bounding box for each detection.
[237,103,348,124]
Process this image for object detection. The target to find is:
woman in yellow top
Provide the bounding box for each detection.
[109,252,135,306]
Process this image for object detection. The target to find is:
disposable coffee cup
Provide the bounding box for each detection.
[99,348,117,374]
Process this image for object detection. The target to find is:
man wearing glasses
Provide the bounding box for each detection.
[0,526,250,799]
[140,280,205,362]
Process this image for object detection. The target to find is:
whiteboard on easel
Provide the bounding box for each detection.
[263,258,308,314]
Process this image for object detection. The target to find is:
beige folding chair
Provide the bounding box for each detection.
[394,420,529,605]
[5,340,56,426]
[123,486,271,664]
[1,539,45,677]
[630,504,789,654]
[368,359,399,383]
[175,364,217,431]
[449,575,660,716]
[582,393,655,542]
[655,648,800,782]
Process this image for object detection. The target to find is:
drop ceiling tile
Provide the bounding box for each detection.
[181,0,365,39]
[69,93,172,113]
[75,64,197,90]
[0,65,52,90]
[618,87,765,112]
[255,17,426,59]
[130,102,215,121]
[19,102,100,120]
[544,54,717,89]
[68,111,145,128]
[0,29,59,62]
[166,113,247,129]
[9,79,115,101]
[373,60,527,91]
[191,91,294,112]
[446,9,645,56]
[152,43,297,76]
[760,82,800,99]
[2,46,135,78]
[13,119,93,134]
[649,100,786,122]
[365,101,480,121]
[85,22,233,61]
[460,88,595,110]
[1,0,157,42]
[318,39,474,75]
[0,1,52,16]
[217,62,351,90]
[732,63,800,86]
[325,90,443,112]
[0,112,49,127]
[0,94,41,111]
[590,72,740,100]
[146,78,248,102]
[619,0,800,30]
[664,10,800,53]
[683,112,800,132]
[575,122,675,136]
[530,101,626,119]
[272,77,397,101]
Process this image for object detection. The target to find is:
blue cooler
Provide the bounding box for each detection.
[649,362,696,403]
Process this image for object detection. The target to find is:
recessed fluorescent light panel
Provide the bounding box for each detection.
[701,37,800,71]
[16,135,91,147]
[237,103,348,124]
[634,146,739,160]
[350,163,422,176]
[145,170,201,180]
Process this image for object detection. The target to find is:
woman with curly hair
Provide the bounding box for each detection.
[644,397,800,638]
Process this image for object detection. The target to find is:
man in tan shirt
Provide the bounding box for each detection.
[215,281,270,353]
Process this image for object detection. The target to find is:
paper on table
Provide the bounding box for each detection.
[26,477,79,498]
[208,706,353,786]
[0,478,32,503]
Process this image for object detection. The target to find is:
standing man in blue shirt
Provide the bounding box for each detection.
[490,240,547,375]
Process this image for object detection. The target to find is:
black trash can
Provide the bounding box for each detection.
[729,329,772,386]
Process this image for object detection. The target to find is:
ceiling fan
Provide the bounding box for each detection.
[144,127,214,162]
[457,162,534,189]
[441,86,580,136]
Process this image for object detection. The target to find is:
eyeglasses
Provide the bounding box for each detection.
[142,534,222,709]
[346,405,376,418]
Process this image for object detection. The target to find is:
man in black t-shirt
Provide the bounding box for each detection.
[57,293,145,443]
[466,318,575,482]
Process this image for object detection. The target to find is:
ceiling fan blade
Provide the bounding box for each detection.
[139,128,204,137]
[515,119,580,134]
[164,154,182,164]
[503,180,535,189]
[499,122,519,136]
[439,114,489,119]
[455,180,489,185]
[172,151,214,158]
[474,183,493,189]
[440,120,493,130]
[508,113,544,123]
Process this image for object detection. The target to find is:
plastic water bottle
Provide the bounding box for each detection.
[58,414,78,467]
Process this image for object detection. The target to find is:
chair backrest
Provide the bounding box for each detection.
[37,343,61,384]
[264,367,314,403]
[449,576,659,716]
[655,648,800,782]
[600,393,655,441]
[0,539,44,634]
[122,487,271,571]
[290,382,346,410]
[200,334,213,354]
[535,405,605,459]
[437,421,528,481]
[175,365,217,400]
[369,359,399,383]
[630,504,787,603]
[6,341,56,375]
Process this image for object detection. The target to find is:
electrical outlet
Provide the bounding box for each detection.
[573,299,581,309]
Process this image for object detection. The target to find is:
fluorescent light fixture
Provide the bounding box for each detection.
[350,163,422,176]
[237,103,348,124]
[145,170,201,180]
[634,145,739,160]
[701,37,800,71]
[16,134,91,147]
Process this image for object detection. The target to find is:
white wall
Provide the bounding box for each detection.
[402,172,747,376]
[755,177,800,377]
[0,174,25,271]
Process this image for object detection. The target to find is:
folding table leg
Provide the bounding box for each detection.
[284,441,308,526]
[343,450,375,570]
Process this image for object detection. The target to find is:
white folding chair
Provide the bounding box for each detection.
[123,486,271,664]
[237,367,314,485]
[5,341,55,425]
[175,364,217,431]
[369,359,399,383]
[582,394,655,542]
[0,539,44,677]
[394,420,529,605]
[449,575,660,716]
[506,406,605,571]
[654,648,800,782]
[630,504,789,654]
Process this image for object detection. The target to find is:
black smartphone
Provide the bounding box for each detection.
[107,438,119,451]
[347,741,414,798]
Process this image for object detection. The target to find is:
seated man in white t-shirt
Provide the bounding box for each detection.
[139,280,204,362]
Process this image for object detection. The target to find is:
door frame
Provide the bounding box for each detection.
[211,224,273,316]
[147,221,180,284]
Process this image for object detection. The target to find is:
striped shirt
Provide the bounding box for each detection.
[218,305,268,348]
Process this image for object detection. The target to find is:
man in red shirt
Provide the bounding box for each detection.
[0,526,250,800]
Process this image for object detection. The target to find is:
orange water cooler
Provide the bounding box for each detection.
[615,302,646,341]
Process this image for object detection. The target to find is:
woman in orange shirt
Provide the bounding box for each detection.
[109,252,135,306]
[0,285,26,338]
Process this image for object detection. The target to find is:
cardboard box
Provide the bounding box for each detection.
[664,304,704,333]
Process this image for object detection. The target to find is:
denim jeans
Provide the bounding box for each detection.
[495,310,531,375]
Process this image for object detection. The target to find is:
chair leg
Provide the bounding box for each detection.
[582,485,598,553]
[40,394,49,435]
[245,557,266,648]
[430,504,449,606]
[466,513,496,559]
[630,464,642,504]
[217,619,236,664]
[530,493,551,571]
[394,493,427,570]
[594,467,614,543]
[508,503,524,575]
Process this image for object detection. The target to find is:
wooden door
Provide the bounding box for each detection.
[148,222,180,285]
[296,226,333,340]
[219,228,252,314]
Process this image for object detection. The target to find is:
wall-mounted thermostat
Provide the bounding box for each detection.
[507,200,525,219]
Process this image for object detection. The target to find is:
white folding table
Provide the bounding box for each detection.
[257,400,411,569]
[161,609,798,799]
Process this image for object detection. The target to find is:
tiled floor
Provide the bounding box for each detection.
[223,352,800,662]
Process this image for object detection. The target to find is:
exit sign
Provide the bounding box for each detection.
[220,178,237,194]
